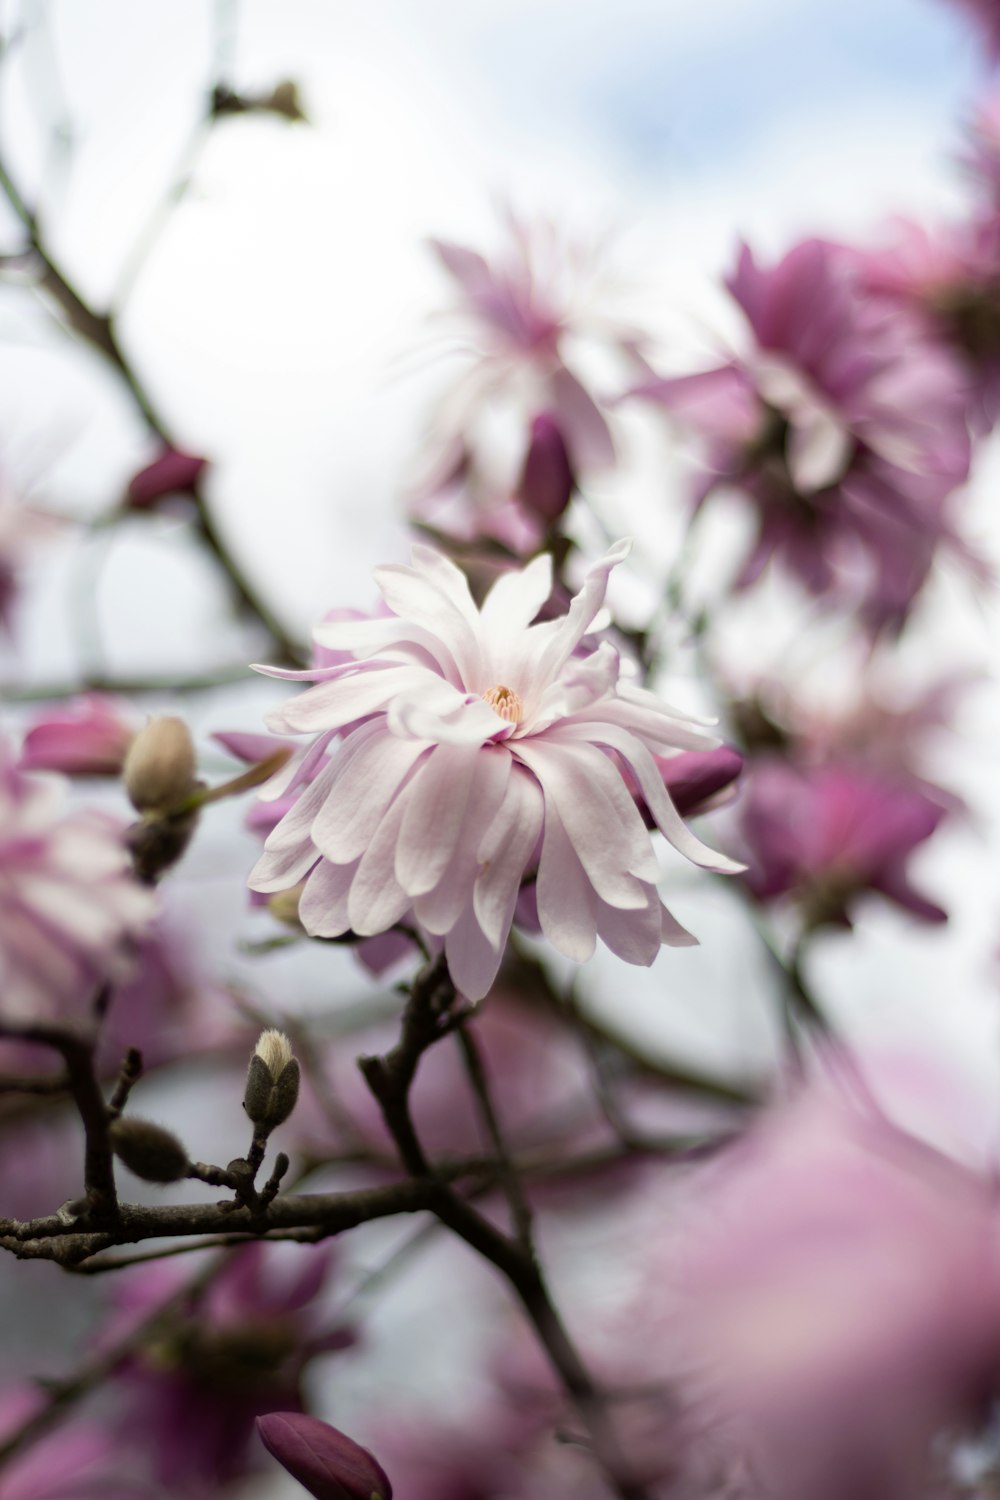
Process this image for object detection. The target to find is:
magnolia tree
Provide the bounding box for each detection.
[2,4,1000,1499]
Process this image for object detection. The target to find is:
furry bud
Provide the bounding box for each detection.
[109,1117,189,1183]
[124,717,198,815]
[244,1030,300,1129]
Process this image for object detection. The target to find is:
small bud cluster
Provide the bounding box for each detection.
[244,1029,300,1131]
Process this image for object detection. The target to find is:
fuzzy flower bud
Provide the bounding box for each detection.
[108,1117,189,1183]
[123,717,198,815]
[257,1411,392,1500]
[244,1029,300,1130]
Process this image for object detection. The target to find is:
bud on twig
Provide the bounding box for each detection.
[257,1411,392,1500]
[108,1117,189,1183]
[123,717,198,815]
[244,1030,300,1130]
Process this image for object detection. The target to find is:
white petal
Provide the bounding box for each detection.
[394,743,482,896]
[473,767,545,949]
[535,800,597,963]
[512,738,655,907]
[555,721,745,874]
[311,733,430,864]
[444,901,505,1003]
[347,792,412,936]
[268,665,423,734]
[299,857,357,937]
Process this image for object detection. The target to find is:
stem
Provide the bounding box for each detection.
[359,957,653,1500]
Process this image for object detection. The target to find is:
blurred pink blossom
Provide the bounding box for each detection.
[632,239,974,630]
[0,1386,147,1499]
[849,213,1000,430]
[0,736,155,1020]
[414,211,641,543]
[249,542,741,1001]
[19,696,135,777]
[738,757,948,927]
[670,1084,1000,1500]
[105,1243,353,1492]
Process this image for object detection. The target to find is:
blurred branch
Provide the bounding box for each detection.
[360,955,655,1500]
[0,151,305,665]
[0,663,257,701]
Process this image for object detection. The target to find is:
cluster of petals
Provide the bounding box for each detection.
[738,757,949,927]
[414,210,640,540]
[105,1243,351,1490]
[249,542,741,1001]
[671,1083,1000,1500]
[0,735,155,1020]
[631,239,974,630]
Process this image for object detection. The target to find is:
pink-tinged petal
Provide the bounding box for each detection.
[268,665,423,734]
[311,733,430,865]
[411,748,511,933]
[258,760,339,854]
[299,856,357,937]
[535,800,598,963]
[249,835,320,895]
[658,745,744,817]
[528,539,631,687]
[396,744,482,896]
[429,236,492,293]
[445,901,506,1002]
[786,407,853,493]
[252,660,359,682]
[550,364,616,470]
[313,615,463,684]
[594,884,666,965]
[558,721,745,873]
[473,766,545,948]
[372,564,482,684]
[256,728,339,803]
[660,899,699,946]
[479,553,553,643]
[347,793,412,936]
[513,738,655,905]
[575,694,720,754]
[384,676,505,745]
[408,543,481,624]
[20,697,134,776]
[213,730,292,765]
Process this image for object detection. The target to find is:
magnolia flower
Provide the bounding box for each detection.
[413,210,641,542]
[670,1083,1000,1500]
[250,542,741,1001]
[631,239,973,630]
[0,736,155,1020]
[739,758,949,928]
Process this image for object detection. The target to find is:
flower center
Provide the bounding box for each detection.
[482,684,522,724]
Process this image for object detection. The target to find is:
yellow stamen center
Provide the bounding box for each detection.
[482,684,522,724]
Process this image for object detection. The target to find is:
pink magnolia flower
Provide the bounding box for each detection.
[19,695,135,777]
[631,239,973,631]
[105,1243,353,1491]
[249,542,741,1002]
[670,1084,1000,1500]
[848,214,1000,430]
[414,211,641,542]
[739,757,948,927]
[0,1386,148,1499]
[0,735,155,1020]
